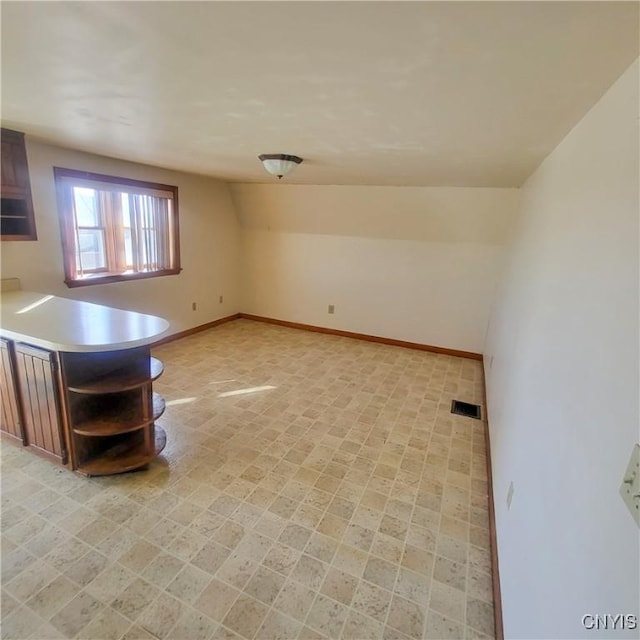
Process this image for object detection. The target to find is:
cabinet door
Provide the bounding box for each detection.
[14,343,67,463]
[1,128,37,240]
[0,339,24,441]
[1,133,30,194]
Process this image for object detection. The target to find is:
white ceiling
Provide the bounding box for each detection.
[1,2,638,187]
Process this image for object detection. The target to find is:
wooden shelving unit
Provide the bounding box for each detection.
[78,427,167,476]
[60,346,167,476]
[67,357,164,394]
[72,393,165,437]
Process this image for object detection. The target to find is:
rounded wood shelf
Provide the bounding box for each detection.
[77,425,167,476]
[68,357,164,394]
[73,393,165,437]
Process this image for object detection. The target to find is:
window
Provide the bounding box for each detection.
[54,168,181,287]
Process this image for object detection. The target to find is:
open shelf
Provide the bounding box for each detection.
[77,425,166,476]
[73,393,165,436]
[68,357,164,394]
[62,347,167,476]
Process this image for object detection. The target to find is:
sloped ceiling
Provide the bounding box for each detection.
[1,1,638,187]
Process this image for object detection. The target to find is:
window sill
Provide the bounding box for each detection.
[64,268,182,288]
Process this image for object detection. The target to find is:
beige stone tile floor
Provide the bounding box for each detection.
[1,320,495,640]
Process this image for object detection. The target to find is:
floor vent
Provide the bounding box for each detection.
[451,400,482,420]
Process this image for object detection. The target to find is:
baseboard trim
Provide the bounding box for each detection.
[151,312,482,361]
[482,378,504,640]
[152,313,241,346]
[238,313,483,361]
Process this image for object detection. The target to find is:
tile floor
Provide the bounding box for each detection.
[1,319,495,640]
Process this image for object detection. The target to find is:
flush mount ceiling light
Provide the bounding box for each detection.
[258,154,303,179]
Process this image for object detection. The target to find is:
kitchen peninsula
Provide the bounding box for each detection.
[0,290,170,475]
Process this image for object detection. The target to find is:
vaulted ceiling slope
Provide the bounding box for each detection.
[1,2,638,187]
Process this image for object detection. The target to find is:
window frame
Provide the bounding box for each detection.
[54,167,181,288]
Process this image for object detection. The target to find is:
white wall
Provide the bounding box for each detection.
[1,140,241,334]
[484,60,639,638]
[232,185,518,353]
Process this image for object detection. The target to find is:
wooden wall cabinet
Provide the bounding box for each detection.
[1,128,37,240]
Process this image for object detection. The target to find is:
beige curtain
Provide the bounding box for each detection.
[129,194,172,272]
[151,196,171,270]
[100,190,125,272]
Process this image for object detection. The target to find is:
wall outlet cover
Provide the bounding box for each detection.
[620,443,640,527]
[328,305,335,314]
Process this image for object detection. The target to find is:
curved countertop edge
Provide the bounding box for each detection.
[0,327,173,353]
[0,291,171,353]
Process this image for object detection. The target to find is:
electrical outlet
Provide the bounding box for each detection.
[192,302,197,311]
[490,356,494,369]
[620,444,640,527]
[328,304,335,314]
[219,295,223,304]
[507,481,515,509]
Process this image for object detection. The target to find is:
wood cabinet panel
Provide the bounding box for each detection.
[1,143,18,191]
[0,338,23,441]
[1,136,30,192]
[14,343,66,463]
[1,128,37,241]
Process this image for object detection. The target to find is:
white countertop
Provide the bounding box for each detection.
[0,291,170,352]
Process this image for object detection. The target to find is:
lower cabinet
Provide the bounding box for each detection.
[0,338,23,442]
[0,338,166,475]
[13,342,67,464]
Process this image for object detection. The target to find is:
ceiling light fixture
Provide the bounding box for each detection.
[258,154,303,179]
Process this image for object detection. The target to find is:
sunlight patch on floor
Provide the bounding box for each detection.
[165,397,198,406]
[217,385,277,398]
